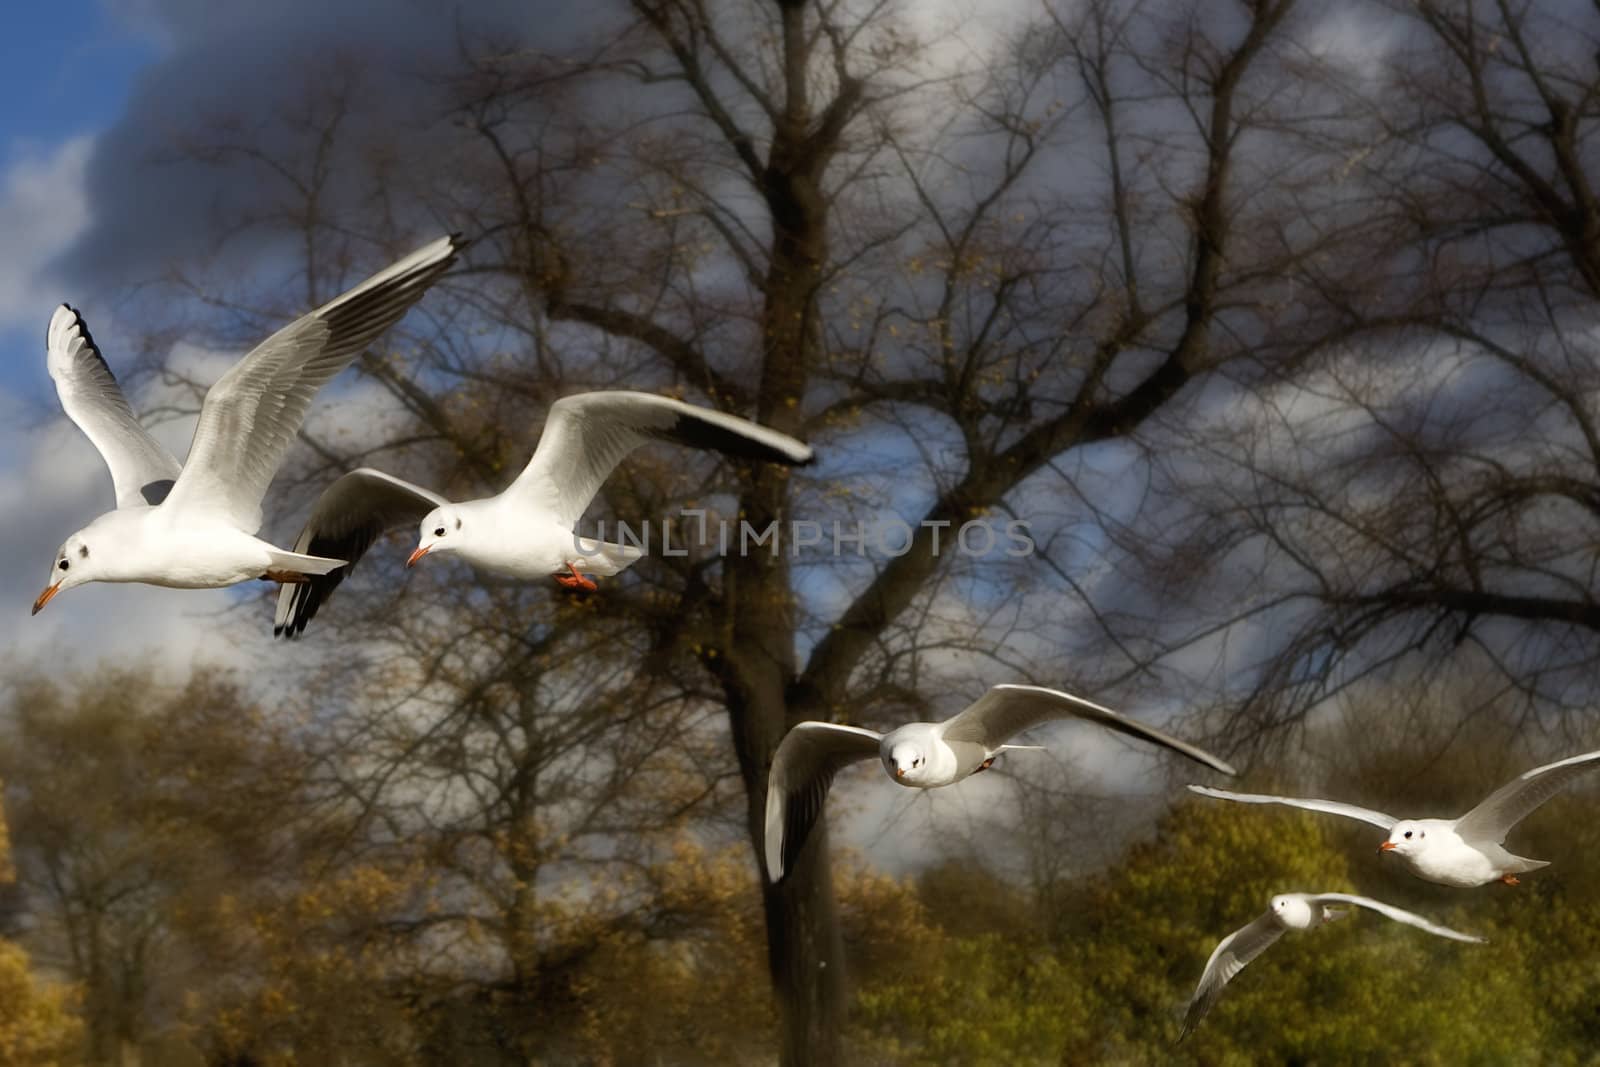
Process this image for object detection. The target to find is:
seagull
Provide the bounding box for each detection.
[1188,748,1600,887]
[762,684,1237,882]
[1180,892,1485,1040]
[33,234,463,615]
[271,390,814,636]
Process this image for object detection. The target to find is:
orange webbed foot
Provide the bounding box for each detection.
[1501,874,1521,886]
[555,563,598,592]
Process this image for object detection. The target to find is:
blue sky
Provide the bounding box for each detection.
[2,3,155,138]
[0,4,245,674]
[0,2,160,399]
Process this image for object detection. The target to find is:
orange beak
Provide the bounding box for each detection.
[1378,841,1398,852]
[406,546,431,569]
[31,583,61,616]
[895,767,906,779]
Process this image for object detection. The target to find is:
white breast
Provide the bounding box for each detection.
[1406,833,1500,888]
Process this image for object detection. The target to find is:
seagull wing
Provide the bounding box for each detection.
[1309,893,1487,943]
[1180,912,1285,1040]
[506,391,814,530]
[1453,749,1600,844]
[938,685,1236,775]
[1186,785,1398,831]
[47,304,183,508]
[763,722,882,882]
[162,234,462,531]
[273,468,448,637]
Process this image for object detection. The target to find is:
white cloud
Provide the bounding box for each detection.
[1305,9,1401,84]
[0,136,93,331]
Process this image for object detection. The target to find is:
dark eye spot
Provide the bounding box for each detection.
[434,526,446,537]
[78,546,89,559]
[57,559,68,571]
[1420,831,1426,838]
[455,517,462,530]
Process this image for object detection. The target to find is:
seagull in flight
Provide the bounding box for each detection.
[33,234,463,615]
[1188,748,1600,887]
[272,391,814,636]
[762,684,1237,881]
[1180,892,1485,1040]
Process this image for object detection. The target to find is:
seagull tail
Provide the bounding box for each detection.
[572,539,646,577]
[1504,854,1551,875]
[265,547,348,577]
[998,744,1047,754]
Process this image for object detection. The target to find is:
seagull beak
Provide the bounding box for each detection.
[31,583,61,616]
[895,767,905,779]
[406,546,431,569]
[1379,841,1398,852]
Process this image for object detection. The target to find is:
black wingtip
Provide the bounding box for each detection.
[668,412,815,469]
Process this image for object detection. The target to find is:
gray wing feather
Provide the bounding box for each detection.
[1309,894,1487,943]
[1186,785,1398,831]
[507,392,814,530]
[273,468,448,637]
[939,685,1236,775]
[764,722,881,882]
[1454,749,1600,844]
[1180,913,1285,1040]
[47,304,182,509]
[163,234,462,531]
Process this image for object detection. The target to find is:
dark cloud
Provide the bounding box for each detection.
[60,0,608,293]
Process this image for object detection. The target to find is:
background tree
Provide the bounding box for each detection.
[1137,0,1600,745]
[0,783,81,1066]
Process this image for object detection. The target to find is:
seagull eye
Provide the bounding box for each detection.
[434,526,446,537]
[1404,831,1413,839]
[57,559,68,572]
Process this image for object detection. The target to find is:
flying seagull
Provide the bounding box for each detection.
[1180,892,1485,1040]
[272,390,814,637]
[33,234,463,614]
[762,684,1237,882]
[1188,748,1600,887]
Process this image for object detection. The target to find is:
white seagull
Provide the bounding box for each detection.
[1188,748,1600,887]
[33,234,463,615]
[762,684,1237,881]
[1181,892,1485,1039]
[272,390,813,636]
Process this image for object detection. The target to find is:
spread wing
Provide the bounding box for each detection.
[1454,749,1600,844]
[507,391,814,531]
[1180,912,1285,1040]
[938,685,1236,775]
[763,722,882,882]
[273,468,448,637]
[46,304,182,508]
[1186,785,1398,831]
[1309,894,1487,943]
[162,234,462,531]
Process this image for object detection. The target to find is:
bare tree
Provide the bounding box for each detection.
[1133,0,1600,747]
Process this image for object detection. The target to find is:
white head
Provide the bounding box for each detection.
[33,518,114,614]
[1380,820,1429,858]
[409,506,466,568]
[1269,894,1314,929]
[884,741,930,786]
